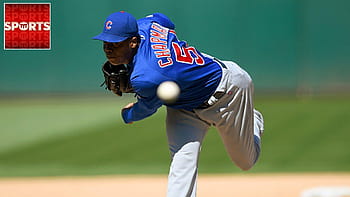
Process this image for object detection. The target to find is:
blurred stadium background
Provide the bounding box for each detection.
[0,0,349,177]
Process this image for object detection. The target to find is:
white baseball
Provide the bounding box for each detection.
[157,81,180,103]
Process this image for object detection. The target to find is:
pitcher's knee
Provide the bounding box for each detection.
[235,160,255,171]
[232,151,260,171]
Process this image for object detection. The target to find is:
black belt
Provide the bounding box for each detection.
[197,59,227,109]
[214,58,227,69]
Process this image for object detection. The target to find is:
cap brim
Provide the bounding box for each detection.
[92,32,128,43]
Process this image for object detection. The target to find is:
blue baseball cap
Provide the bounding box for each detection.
[92,11,139,43]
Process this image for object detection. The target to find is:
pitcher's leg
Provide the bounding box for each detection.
[214,71,264,171]
[166,107,209,197]
[168,141,200,197]
[215,86,259,170]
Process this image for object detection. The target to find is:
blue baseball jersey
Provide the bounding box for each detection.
[122,13,222,123]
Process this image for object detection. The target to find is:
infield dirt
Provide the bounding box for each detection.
[0,173,350,197]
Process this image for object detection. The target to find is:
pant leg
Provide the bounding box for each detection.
[215,85,261,170]
[194,60,264,171]
[166,107,210,197]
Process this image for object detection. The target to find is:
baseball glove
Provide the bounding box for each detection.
[100,61,133,96]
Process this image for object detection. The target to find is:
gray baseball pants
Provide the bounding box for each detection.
[166,60,264,197]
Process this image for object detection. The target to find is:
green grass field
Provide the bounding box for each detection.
[0,95,349,177]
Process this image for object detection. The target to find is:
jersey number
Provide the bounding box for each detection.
[172,43,204,65]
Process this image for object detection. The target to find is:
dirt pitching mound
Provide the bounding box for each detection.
[0,173,349,197]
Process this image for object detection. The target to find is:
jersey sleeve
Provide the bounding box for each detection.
[121,80,163,123]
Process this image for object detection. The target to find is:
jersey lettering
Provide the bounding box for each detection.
[150,30,167,39]
[149,23,174,67]
[150,37,167,44]
[158,58,173,68]
[152,44,167,50]
[151,23,168,34]
[155,49,171,58]
[149,22,205,68]
[172,42,205,65]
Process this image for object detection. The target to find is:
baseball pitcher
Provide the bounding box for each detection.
[93,11,264,197]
